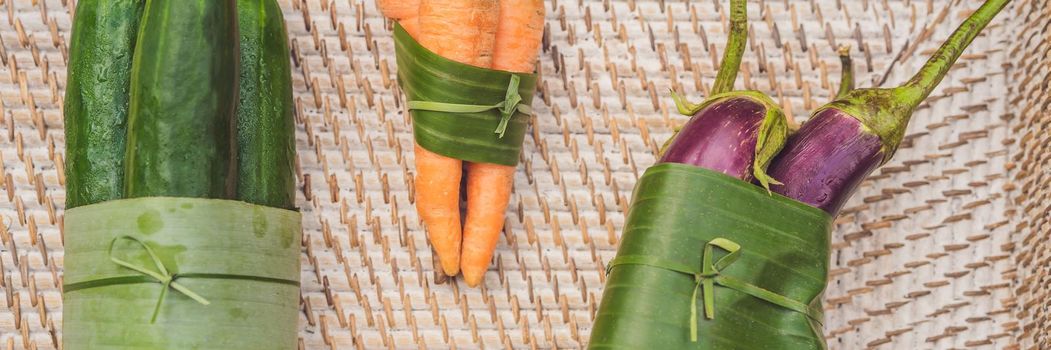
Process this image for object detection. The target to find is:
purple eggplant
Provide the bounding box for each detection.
[662,92,788,189]
[759,46,868,211]
[659,0,790,190]
[767,109,883,213]
[768,0,1009,215]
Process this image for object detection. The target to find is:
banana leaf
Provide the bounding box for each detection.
[63,197,301,350]
[393,23,537,166]
[589,163,831,349]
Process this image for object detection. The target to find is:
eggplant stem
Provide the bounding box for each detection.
[710,0,747,95]
[899,0,1010,107]
[835,45,854,100]
[825,0,1010,163]
[662,0,748,155]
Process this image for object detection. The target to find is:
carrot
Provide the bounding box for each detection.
[414,0,500,277]
[460,0,546,287]
[490,0,546,73]
[377,0,420,38]
[400,18,421,39]
[414,144,463,276]
[377,0,418,19]
[418,0,499,67]
[460,163,516,286]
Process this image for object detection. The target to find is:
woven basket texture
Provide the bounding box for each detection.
[0,0,1045,349]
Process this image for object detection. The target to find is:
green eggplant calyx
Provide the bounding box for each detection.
[106,235,211,323]
[671,89,704,116]
[818,87,916,164]
[753,105,788,193]
[659,90,711,155]
[730,91,790,192]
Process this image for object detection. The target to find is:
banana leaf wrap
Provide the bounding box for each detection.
[589,163,832,349]
[393,23,537,166]
[62,197,301,350]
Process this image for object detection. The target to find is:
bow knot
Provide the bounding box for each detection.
[406,74,533,139]
[688,238,741,341]
[108,236,210,323]
[605,237,822,343]
[494,75,528,138]
[697,271,719,278]
[158,274,174,285]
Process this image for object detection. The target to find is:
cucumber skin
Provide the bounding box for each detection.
[124,0,240,199]
[63,0,144,208]
[236,0,297,209]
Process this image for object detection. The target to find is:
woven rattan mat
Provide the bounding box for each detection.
[0,0,1045,349]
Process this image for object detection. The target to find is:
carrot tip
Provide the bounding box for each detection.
[441,263,460,277]
[462,271,484,288]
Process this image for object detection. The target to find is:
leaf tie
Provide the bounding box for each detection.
[606,238,823,343]
[108,236,210,323]
[688,238,741,342]
[406,75,532,139]
[494,75,525,138]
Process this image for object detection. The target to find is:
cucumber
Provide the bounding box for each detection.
[236,0,297,209]
[63,0,144,208]
[124,0,240,199]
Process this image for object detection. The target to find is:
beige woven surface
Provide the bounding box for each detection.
[0,0,1044,349]
[1006,1,1050,349]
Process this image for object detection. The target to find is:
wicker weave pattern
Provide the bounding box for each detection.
[1006,1,1050,349]
[0,0,1041,349]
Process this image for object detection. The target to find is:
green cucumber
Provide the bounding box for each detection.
[63,0,144,208]
[124,0,240,199]
[236,0,296,209]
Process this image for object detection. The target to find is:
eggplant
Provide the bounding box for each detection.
[658,0,790,190]
[661,92,788,189]
[751,46,869,211]
[768,0,1009,215]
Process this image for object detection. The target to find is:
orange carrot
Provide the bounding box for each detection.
[491,0,546,73]
[414,0,500,277]
[378,0,420,38]
[400,18,421,39]
[460,163,516,286]
[414,144,462,276]
[418,0,499,68]
[377,0,418,19]
[460,0,546,287]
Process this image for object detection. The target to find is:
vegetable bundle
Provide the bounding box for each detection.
[382,0,546,287]
[590,0,1009,348]
[62,0,299,348]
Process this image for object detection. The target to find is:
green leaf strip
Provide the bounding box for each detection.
[394,23,537,166]
[64,233,304,324]
[63,197,302,349]
[608,237,824,343]
[62,274,300,292]
[589,164,829,349]
[110,235,209,323]
[407,75,533,139]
